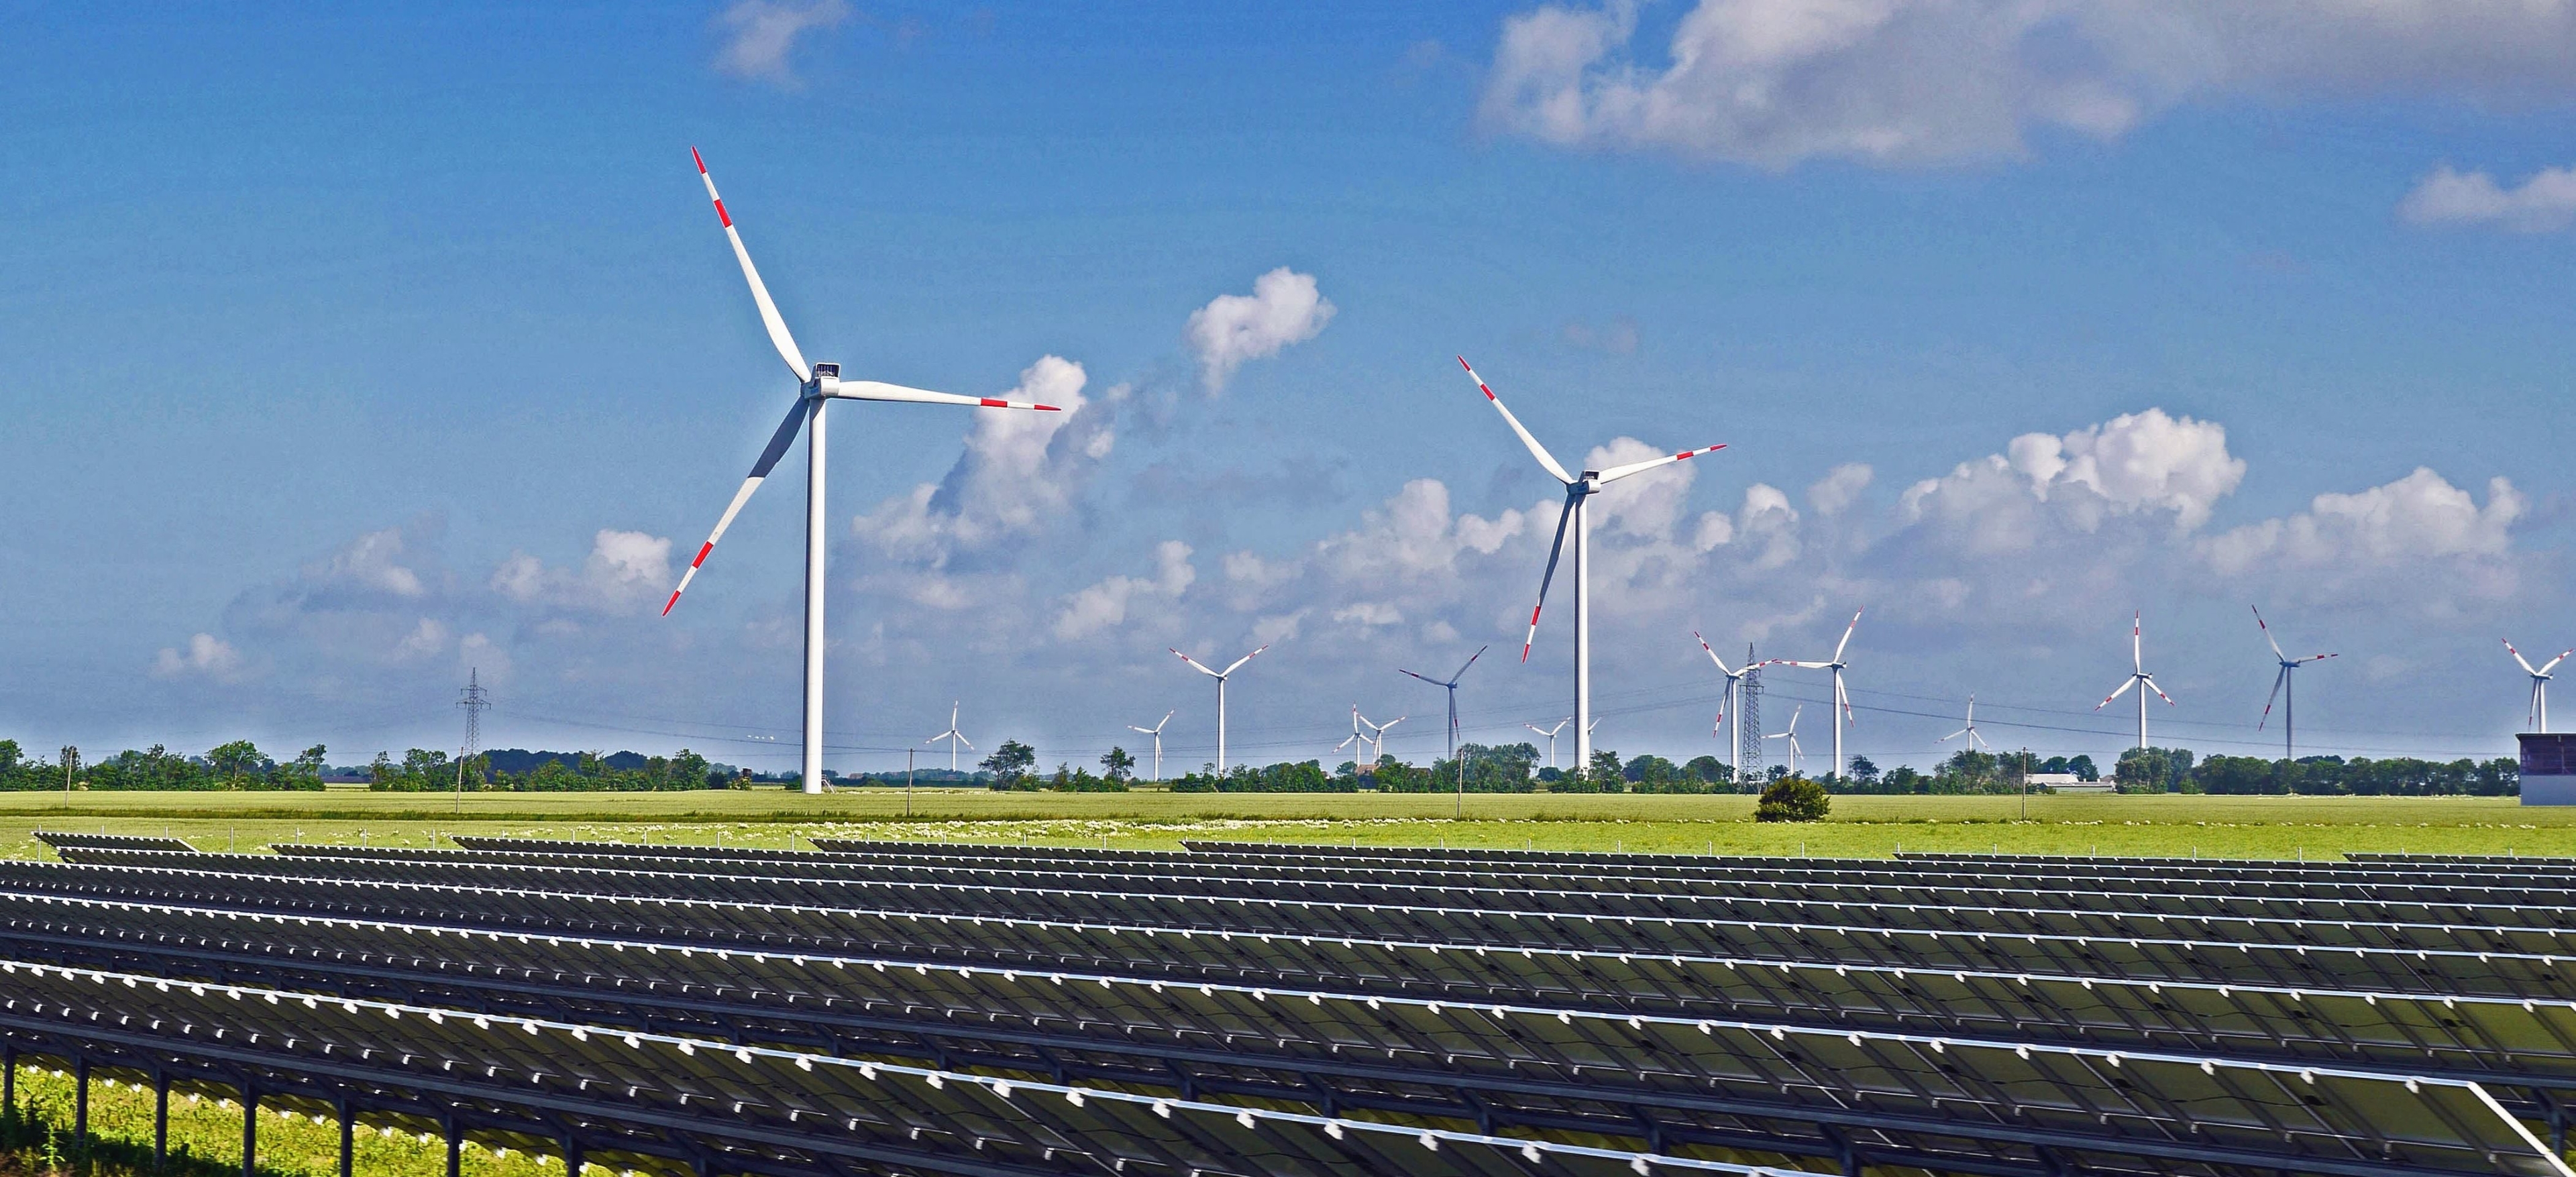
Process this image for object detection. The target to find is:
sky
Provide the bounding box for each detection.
[4,1,2573,777]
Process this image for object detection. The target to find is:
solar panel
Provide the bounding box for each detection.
[33,831,195,853]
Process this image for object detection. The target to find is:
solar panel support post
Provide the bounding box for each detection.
[239,1082,256,1177]
[154,1069,168,1172]
[72,1053,87,1158]
[335,1097,353,1177]
[3,1046,13,1121]
[564,1135,583,1177]
[444,1115,462,1177]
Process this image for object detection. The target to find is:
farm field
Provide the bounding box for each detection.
[0,789,2569,861]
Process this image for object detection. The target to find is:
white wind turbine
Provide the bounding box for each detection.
[1364,714,1407,763]
[1126,711,1175,782]
[660,148,1063,795]
[2253,606,2337,760]
[1767,706,1805,777]
[925,702,973,773]
[1690,630,1758,779]
[1525,718,1570,772]
[1769,609,1863,779]
[2094,612,2175,750]
[1399,645,1488,762]
[2507,640,2574,733]
[1171,644,1269,771]
[1334,706,1368,765]
[1939,696,1992,752]
[1458,357,1725,771]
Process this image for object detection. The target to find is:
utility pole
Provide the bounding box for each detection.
[60,746,77,802]
[906,748,915,819]
[453,669,489,816]
[1737,647,1762,790]
[2021,748,2033,821]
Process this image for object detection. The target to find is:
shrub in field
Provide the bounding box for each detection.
[1754,776,1830,822]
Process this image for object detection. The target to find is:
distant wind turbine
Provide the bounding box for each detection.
[925,702,973,773]
[1126,710,1175,782]
[2253,606,2337,760]
[1171,644,1269,771]
[1399,645,1488,762]
[1690,630,1758,779]
[1458,357,1725,772]
[1769,608,1863,779]
[1334,706,1368,763]
[1524,718,1570,772]
[1363,714,1407,763]
[2094,612,2176,750]
[1938,695,1992,752]
[2507,640,2574,733]
[1766,706,1805,777]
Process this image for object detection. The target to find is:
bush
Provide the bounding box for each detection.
[1754,775,1830,822]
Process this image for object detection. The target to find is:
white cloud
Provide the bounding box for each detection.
[490,529,674,615]
[151,633,244,681]
[1482,1,2576,168]
[1185,268,1336,392]
[391,617,449,661]
[312,527,429,598]
[2197,469,2526,607]
[2400,164,2576,232]
[1808,462,1872,516]
[852,356,1106,572]
[712,0,848,87]
[1054,541,1197,640]
[1900,408,2243,547]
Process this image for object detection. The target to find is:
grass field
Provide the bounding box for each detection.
[2,788,2570,861]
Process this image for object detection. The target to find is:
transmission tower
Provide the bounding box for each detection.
[454,668,490,811]
[1737,644,1764,785]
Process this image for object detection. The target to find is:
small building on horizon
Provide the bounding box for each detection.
[2520,734,2576,805]
[2030,773,2114,793]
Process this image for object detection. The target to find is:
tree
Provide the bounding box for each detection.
[207,740,264,789]
[1755,776,1830,822]
[1846,754,1880,785]
[1682,755,1730,786]
[980,740,1038,787]
[1100,746,1136,781]
[2066,754,2100,782]
[1884,765,1928,794]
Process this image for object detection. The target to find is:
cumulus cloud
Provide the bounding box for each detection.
[152,633,244,681]
[2400,164,2576,232]
[1899,408,2244,547]
[1808,462,1872,516]
[1481,1,2576,168]
[1185,268,1336,392]
[2197,469,2527,608]
[311,526,430,598]
[852,356,1108,571]
[1054,541,1197,640]
[490,529,674,615]
[713,0,848,86]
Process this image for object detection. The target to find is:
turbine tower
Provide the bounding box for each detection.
[661,149,1063,795]
[1766,706,1805,777]
[1458,357,1725,770]
[1770,609,1863,779]
[1939,695,1992,752]
[1525,718,1570,772]
[2507,640,2574,733]
[1334,706,1368,765]
[1399,645,1489,762]
[1690,631,1757,779]
[925,702,973,773]
[2253,606,2337,760]
[1363,714,1407,763]
[1171,644,1269,771]
[1126,710,1175,782]
[2094,612,2175,750]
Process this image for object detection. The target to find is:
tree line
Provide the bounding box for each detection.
[0,740,327,791]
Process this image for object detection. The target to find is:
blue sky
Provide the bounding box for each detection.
[4,1,2573,775]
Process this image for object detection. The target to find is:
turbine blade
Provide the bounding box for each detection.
[2543,649,2576,676]
[1171,649,1225,679]
[2506,640,2542,676]
[2251,605,2288,662]
[2143,675,2176,706]
[1523,489,1577,662]
[1220,644,1271,677]
[2096,679,2137,709]
[1595,443,1727,486]
[1940,728,1968,742]
[1396,669,1442,685]
[1770,660,1833,669]
[1451,644,1488,681]
[1831,607,1862,663]
[2299,653,2338,665]
[2132,612,2143,673]
[662,396,811,616]
[1458,357,1574,485]
[692,148,809,383]
[833,380,1063,412]
[1693,630,1737,676]
[2259,667,2286,730]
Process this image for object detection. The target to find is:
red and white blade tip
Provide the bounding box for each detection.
[1457,356,1497,400]
[1522,606,1542,662]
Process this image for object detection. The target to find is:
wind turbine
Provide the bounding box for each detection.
[925,702,973,773]
[2094,612,2175,750]
[1524,718,1570,772]
[1334,706,1368,764]
[1768,609,1863,779]
[659,149,1062,795]
[1458,357,1725,771]
[1690,630,1758,779]
[1939,696,1992,752]
[1126,710,1175,782]
[1399,645,1489,762]
[2253,607,2337,760]
[1363,714,1407,763]
[2507,640,2574,733]
[1171,644,1269,771]
[1766,706,1805,777]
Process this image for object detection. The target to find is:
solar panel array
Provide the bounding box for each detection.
[3,837,2571,1177]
